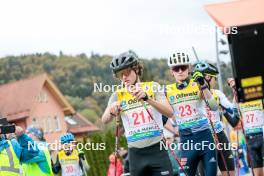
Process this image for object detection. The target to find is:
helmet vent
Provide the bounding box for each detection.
[121,56,126,64]
[128,57,134,62]
[177,53,181,63]
[115,59,119,66]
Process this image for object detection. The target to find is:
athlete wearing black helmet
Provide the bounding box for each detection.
[193,61,240,176]
[103,51,174,176]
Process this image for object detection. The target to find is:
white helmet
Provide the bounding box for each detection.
[168,52,191,68]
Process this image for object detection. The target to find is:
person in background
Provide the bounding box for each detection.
[22,126,53,176]
[0,125,40,176]
[228,78,264,176]
[107,153,123,176]
[52,133,87,176]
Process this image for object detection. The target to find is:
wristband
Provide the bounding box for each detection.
[200,85,208,90]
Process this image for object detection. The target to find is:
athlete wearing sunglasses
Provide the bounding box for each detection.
[102,51,174,176]
[165,52,218,176]
[171,65,188,72]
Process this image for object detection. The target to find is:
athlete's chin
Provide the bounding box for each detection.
[124,80,131,86]
[176,75,187,82]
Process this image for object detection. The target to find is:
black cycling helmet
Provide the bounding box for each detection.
[193,61,219,76]
[110,50,139,73]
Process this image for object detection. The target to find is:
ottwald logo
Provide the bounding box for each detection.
[121,101,127,109]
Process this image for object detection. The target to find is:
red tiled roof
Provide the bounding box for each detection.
[7,110,31,122]
[0,73,75,121]
[0,73,98,135]
[67,113,100,134]
[0,74,47,121]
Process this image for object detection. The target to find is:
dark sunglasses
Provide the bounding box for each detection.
[115,68,132,78]
[172,65,188,72]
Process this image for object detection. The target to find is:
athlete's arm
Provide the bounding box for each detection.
[216,90,240,127]
[200,87,218,111]
[15,127,41,163]
[146,96,174,118]
[131,82,174,118]
[101,93,121,124]
[193,71,218,111]
[164,120,179,137]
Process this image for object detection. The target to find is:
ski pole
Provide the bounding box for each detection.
[168,146,189,176]
[114,113,121,176]
[199,86,231,176]
[192,46,200,62]
[140,100,189,176]
[236,130,240,176]
[191,48,225,176]
[130,83,188,175]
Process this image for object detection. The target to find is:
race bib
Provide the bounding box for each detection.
[176,103,199,118]
[126,107,155,128]
[122,106,163,143]
[243,111,264,128]
[62,163,82,176]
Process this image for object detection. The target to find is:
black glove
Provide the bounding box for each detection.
[192,71,205,85]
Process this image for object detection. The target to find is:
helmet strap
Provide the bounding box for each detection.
[176,77,190,90]
[205,76,212,90]
[132,74,140,85]
[132,66,140,85]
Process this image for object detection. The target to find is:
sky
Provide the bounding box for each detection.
[0,0,231,62]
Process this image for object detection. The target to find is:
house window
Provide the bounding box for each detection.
[38,117,47,133]
[65,116,77,125]
[32,116,62,133]
[54,116,61,131]
[47,116,53,133]
[36,92,48,103]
